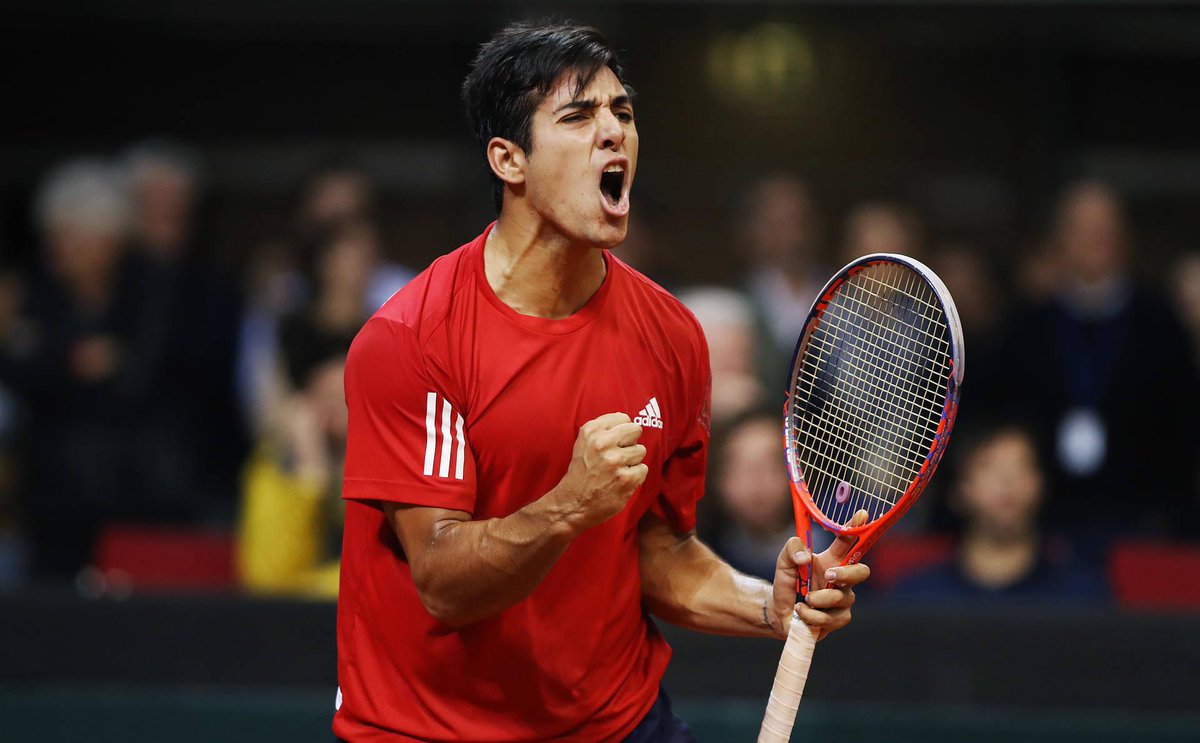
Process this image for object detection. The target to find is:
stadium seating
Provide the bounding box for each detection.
[1108,540,1200,609]
[94,524,236,592]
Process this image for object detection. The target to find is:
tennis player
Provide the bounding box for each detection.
[334,21,869,742]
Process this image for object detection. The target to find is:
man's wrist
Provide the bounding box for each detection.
[528,484,587,541]
[759,580,788,640]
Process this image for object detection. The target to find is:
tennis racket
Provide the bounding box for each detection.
[758,253,964,743]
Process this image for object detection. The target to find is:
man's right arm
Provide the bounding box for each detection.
[386,412,647,628]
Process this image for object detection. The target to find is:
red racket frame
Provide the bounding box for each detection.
[783,254,964,595]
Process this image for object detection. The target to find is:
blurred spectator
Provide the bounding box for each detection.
[701,407,833,581]
[295,164,376,242]
[279,222,377,385]
[1015,239,1062,304]
[1170,251,1200,368]
[237,239,309,436]
[123,141,201,261]
[921,243,1007,531]
[928,242,1006,426]
[237,164,412,438]
[931,243,1002,346]
[235,224,372,598]
[0,159,207,580]
[738,174,830,379]
[840,200,924,265]
[121,141,249,511]
[1169,251,1200,530]
[613,199,679,291]
[294,162,412,309]
[236,355,346,599]
[677,287,765,425]
[0,273,22,587]
[702,407,798,580]
[987,181,1198,543]
[891,423,1107,604]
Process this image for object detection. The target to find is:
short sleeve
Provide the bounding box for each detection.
[342,317,476,512]
[653,336,712,533]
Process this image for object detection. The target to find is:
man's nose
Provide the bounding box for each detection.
[597,109,625,150]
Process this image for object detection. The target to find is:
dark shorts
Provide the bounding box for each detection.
[335,687,696,743]
[621,687,697,743]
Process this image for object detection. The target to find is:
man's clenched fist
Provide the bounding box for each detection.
[554,412,648,531]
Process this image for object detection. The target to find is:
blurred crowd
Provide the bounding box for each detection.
[0,145,410,595]
[1,145,1198,606]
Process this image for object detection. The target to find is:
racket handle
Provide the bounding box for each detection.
[757,613,817,743]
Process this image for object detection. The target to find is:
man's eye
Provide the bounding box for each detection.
[616,111,635,123]
[562,113,587,123]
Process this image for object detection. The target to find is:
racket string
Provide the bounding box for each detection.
[820,283,951,404]
[831,273,948,455]
[795,334,935,482]
[799,322,910,522]
[788,262,950,526]
[802,300,940,514]
[855,266,947,315]
[799,334,945,455]
[789,383,932,488]
[795,322,895,523]
[828,264,944,517]
[853,270,951,346]
[830,265,943,519]
[811,280,949,431]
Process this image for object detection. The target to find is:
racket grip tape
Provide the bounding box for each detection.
[757,613,817,743]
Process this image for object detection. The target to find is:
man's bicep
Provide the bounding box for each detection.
[384,502,472,564]
[637,511,699,583]
[638,510,726,618]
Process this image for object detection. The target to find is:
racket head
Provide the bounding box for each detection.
[784,253,964,567]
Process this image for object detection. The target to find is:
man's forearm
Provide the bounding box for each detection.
[390,412,648,628]
[639,519,783,640]
[387,488,580,627]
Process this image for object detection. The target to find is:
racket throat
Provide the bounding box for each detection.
[796,511,814,598]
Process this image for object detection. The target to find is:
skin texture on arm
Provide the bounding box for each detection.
[638,511,870,641]
[386,413,648,628]
[385,499,578,627]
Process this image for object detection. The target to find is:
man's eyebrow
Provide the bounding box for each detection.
[552,94,634,115]
[553,98,598,115]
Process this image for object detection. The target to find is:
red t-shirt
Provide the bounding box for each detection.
[333,224,712,742]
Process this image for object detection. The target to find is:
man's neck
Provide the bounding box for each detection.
[484,214,607,320]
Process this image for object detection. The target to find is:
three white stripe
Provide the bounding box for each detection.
[424,392,465,480]
[639,397,661,418]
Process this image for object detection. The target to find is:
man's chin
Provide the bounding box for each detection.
[594,217,629,250]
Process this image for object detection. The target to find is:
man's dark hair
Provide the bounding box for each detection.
[462,20,630,211]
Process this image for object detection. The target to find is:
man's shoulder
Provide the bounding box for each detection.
[611,256,705,342]
[369,230,484,344]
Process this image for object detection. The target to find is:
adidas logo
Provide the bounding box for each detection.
[634,397,664,429]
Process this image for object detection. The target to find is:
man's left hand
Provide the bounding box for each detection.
[768,509,872,641]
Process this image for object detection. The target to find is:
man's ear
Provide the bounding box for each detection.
[487,137,526,188]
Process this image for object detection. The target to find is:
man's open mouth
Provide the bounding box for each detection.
[600,165,625,207]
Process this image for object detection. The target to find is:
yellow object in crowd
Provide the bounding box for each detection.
[236,444,343,599]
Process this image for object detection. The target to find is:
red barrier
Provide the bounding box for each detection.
[1109,540,1200,609]
[94,524,236,592]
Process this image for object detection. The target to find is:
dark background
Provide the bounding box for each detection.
[7,2,1200,277]
[3,2,1200,741]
